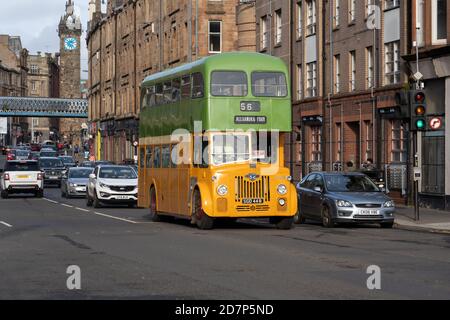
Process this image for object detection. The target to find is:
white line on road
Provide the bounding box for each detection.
[61,204,74,208]
[0,221,12,228]
[75,207,90,212]
[93,212,137,224]
[43,198,59,204]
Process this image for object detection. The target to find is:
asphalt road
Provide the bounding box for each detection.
[0,185,449,300]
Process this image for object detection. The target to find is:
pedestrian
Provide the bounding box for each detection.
[74,144,79,155]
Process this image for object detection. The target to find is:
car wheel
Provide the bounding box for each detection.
[293,209,306,224]
[149,187,161,222]
[1,191,8,199]
[193,189,214,230]
[380,221,394,229]
[270,216,294,230]
[93,190,101,208]
[322,206,335,228]
[86,193,93,207]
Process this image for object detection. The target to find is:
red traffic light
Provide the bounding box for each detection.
[415,105,425,115]
[415,92,425,103]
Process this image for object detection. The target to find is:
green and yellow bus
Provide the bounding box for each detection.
[138,52,297,229]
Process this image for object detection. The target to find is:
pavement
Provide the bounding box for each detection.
[394,206,450,235]
[1,187,450,299]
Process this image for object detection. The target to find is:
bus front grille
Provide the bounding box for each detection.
[235,176,270,203]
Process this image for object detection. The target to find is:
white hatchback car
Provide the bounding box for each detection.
[86,165,138,208]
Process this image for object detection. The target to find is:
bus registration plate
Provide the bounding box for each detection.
[242,198,264,204]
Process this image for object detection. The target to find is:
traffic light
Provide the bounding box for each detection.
[410,90,427,131]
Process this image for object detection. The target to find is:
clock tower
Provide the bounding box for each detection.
[58,0,83,145]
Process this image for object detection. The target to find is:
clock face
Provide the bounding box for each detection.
[64,37,78,51]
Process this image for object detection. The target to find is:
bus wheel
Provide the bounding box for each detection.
[270,217,294,230]
[149,187,161,222]
[193,189,214,230]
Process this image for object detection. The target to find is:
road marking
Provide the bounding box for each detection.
[93,212,137,224]
[75,207,90,213]
[61,204,74,208]
[44,198,59,204]
[0,221,12,228]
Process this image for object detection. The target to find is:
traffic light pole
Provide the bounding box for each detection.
[413,130,420,221]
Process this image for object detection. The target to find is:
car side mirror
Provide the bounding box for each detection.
[89,173,96,179]
[314,186,323,193]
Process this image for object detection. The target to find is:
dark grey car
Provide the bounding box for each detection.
[61,167,94,198]
[295,172,395,228]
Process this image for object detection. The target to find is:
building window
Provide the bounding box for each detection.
[334,54,340,93]
[336,123,342,162]
[349,50,356,91]
[296,64,303,100]
[274,9,282,45]
[31,81,36,91]
[334,0,340,27]
[306,0,316,36]
[208,21,222,53]
[364,120,372,161]
[391,120,406,163]
[385,0,400,10]
[306,62,317,97]
[366,46,374,89]
[260,15,269,49]
[311,126,322,162]
[32,118,39,127]
[385,41,400,85]
[30,65,39,74]
[348,0,356,23]
[432,0,448,45]
[296,2,303,38]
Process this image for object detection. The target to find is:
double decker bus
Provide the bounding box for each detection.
[138,52,297,229]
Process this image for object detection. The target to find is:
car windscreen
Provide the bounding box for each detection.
[16,150,30,156]
[324,175,380,192]
[5,162,39,172]
[60,157,75,164]
[69,168,93,179]
[99,167,137,179]
[40,159,64,168]
[211,71,248,97]
[252,72,288,97]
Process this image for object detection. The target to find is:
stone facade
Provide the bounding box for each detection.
[58,0,84,146]
[27,53,60,142]
[0,35,29,145]
[87,0,251,163]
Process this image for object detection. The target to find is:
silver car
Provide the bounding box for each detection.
[61,167,94,198]
[295,172,395,228]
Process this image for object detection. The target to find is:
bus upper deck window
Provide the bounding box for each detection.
[192,73,204,99]
[211,71,248,97]
[252,72,287,97]
[181,75,191,99]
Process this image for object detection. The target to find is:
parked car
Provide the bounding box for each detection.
[295,172,395,228]
[6,149,17,161]
[0,160,44,198]
[86,165,138,208]
[59,156,77,168]
[38,157,66,187]
[15,149,30,161]
[61,167,94,198]
[40,150,58,158]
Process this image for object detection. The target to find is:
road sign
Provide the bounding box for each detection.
[429,117,443,131]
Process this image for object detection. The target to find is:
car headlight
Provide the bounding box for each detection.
[217,185,228,196]
[277,184,287,195]
[99,183,109,189]
[383,200,395,208]
[69,183,77,187]
[336,200,353,208]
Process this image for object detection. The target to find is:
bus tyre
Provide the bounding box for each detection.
[270,217,294,230]
[149,188,161,222]
[322,206,335,228]
[193,190,214,230]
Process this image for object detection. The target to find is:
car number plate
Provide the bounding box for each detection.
[116,195,130,200]
[242,198,264,204]
[76,187,86,192]
[49,176,59,180]
[17,175,30,179]
[359,209,379,215]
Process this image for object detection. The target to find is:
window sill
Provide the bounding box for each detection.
[274,43,282,48]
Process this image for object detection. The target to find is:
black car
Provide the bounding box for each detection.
[59,156,77,168]
[39,157,67,187]
[40,150,58,158]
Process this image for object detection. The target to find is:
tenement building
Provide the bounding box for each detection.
[0,35,29,145]
[256,0,416,204]
[27,52,60,142]
[87,0,255,163]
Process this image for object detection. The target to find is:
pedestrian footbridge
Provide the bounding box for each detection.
[0,96,88,118]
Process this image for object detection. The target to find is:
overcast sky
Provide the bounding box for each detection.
[0,0,97,80]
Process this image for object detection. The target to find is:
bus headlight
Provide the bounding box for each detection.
[278,198,286,206]
[217,185,228,196]
[277,184,287,195]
